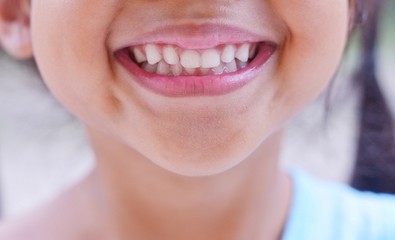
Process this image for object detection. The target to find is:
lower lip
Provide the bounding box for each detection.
[115,43,276,97]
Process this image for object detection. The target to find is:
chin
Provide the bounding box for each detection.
[136,133,260,177]
[149,152,248,177]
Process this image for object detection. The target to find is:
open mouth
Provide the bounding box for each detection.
[115,41,276,97]
[128,43,259,76]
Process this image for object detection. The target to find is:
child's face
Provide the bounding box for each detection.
[30,0,349,176]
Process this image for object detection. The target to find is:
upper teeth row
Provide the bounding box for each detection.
[130,43,257,69]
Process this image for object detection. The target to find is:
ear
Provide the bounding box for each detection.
[0,0,32,59]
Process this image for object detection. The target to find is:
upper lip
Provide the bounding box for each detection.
[115,23,277,50]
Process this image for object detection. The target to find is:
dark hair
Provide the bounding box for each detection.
[350,0,395,193]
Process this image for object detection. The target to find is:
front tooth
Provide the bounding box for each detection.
[157,61,170,75]
[213,63,225,75]
[236,59,248,69]
[171,64,183,76]
[145,44,162,64]
[201,49,220,68]
[132,48,147,63]
[249,44,257,59]
[142,62,158,73]
[226,60,237,73]
[163,46,179,65]
[235,43,250,62]
[200,67,210,75]
[180,50,200,68]
[221,45,236,63]
[185,68,196,75]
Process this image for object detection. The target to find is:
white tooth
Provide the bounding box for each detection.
[180,50,200,68]
[157,61,170,75]
[236,59,248,69]
[145,44,162,64]
[142,62,158,73]
[185,68,196,75]
[213,63,225,75]
[225,60,237,73]
[163,45,179,65]
[201,49,221,68]
[221,45,236,63]
[235,43,250,62]
[249,44,257,59]
[171,63,183,76]
[132,48,147,63]
[200,67,210,75]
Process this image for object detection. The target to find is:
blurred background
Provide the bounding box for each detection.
[284,0,395,183]
[0,1,394,218]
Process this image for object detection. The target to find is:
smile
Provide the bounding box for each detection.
[129,43,258,76]
[115,25,277,97]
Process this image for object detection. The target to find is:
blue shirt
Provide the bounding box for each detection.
[282,169,395,240]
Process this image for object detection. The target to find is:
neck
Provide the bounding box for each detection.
[85,129,291,240]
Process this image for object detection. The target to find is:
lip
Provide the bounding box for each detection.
[114,24,277,97]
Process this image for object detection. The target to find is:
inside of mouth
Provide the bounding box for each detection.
[127,42,260,77]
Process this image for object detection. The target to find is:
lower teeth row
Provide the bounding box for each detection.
[137,59,250,76]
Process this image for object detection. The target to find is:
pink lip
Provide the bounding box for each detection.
[114,24,277,97]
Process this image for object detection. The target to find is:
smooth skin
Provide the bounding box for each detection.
[0,0,350,239]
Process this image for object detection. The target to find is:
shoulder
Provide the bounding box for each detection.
[0,179,109,240]
[0,212,46,240]
[0,193,90,240]
[283,169,395,240]
[0,205,79,240]
[0,201,77,240]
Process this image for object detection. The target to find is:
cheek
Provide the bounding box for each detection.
[30,1,122,127]
[270,0,349,107]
